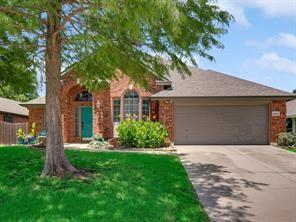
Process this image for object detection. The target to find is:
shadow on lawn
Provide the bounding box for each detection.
[179,154,268,222]
[0,149,205,221]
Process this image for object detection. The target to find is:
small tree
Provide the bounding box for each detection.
[293,89,296,94]
[0,0,232,176]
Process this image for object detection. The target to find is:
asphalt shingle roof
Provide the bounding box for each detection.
[153,67,293,98]
[0,97,29,116]
[20,96,45,106]
[287,99,296,117]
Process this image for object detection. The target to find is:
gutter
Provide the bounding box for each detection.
[151,95,296,101]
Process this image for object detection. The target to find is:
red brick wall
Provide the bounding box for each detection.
[270,100,287,143]
[25,72,160,142]
[159,100,174,141]
[28,107,45,135]
[0,113,3,121]
[93,89,112,139]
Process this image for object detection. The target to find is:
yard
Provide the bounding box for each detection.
[0,146,208,222]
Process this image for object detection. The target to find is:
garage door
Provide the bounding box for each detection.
[175,105,268,145]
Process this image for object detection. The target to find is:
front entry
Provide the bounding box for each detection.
[81,106,93,139]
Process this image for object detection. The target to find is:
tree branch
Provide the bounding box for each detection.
[0,6,48,25]
[52,5,86,37]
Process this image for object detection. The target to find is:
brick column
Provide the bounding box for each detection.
[270,100,286,142]
[159,100,174,141]
[93,89,112,139]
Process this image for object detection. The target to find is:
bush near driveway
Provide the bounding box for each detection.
[0,146,208,222]
[276,132,296,147]
[117,120,168,148]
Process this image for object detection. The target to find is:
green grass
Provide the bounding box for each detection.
[288,148,296,153]
[0,146,208,222]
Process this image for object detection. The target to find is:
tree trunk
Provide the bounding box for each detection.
[41,10,77,176]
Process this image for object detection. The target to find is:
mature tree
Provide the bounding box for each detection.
[293,89,296,94]
[0,32,38,101]
[0,0,232,176]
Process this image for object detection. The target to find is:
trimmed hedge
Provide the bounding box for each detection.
[117,120,168,148]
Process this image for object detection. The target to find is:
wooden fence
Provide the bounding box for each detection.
[0,122,28,145]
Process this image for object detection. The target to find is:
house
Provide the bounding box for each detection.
[287,99,296,133]
[20,67,295,145]
[0,97,28,123]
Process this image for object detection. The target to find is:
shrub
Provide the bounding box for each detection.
[117,120,168,148]
[276,132,296,147]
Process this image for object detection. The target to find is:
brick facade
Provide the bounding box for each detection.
[26,73,160,143]
[159,100,174,142]
[270,100,287,143]
[28,107,45,135]
[24,71,289,145]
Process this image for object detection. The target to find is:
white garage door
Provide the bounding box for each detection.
[175,105,269,145]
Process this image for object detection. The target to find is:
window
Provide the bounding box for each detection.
[74,91,92,102]
[113,99,121,122]
[142,99,150,120]
[4,114,13,123]
[123,91,139,119]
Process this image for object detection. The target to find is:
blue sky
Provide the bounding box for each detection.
[198,0,296,93]
[38,0,296,95]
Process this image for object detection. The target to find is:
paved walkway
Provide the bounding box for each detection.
[177,145,296,222]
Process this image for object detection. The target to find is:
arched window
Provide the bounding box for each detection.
[123,91,139,119]
[74,91,92,102]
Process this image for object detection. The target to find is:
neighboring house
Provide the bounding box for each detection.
[20,67,295,145]
[287,99,296,133]
[0,97,28,123]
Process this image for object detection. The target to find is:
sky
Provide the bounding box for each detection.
[38,0,296,96]
[198,0,296,93]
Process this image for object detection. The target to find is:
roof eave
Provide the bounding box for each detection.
[151,95,296,100]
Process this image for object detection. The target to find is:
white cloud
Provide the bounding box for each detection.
[216,0,296,27]
[256,52,296,74]
[266,33,296,50]
[215,1,250,27]
[245,32,296,50]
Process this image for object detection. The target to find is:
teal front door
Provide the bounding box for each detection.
[81,107,93,138]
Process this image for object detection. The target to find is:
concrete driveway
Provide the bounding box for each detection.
[177,145,296,222]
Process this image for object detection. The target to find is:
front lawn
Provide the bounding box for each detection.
[0,146,208,222]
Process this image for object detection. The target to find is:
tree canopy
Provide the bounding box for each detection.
[0,0,233,176]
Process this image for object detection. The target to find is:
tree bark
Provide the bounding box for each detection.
[41,8,77,176]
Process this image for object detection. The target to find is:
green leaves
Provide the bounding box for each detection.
[117,120,168,148]
[0,0,233,91]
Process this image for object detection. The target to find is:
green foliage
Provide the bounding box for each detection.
[0,0,233,90]
[276,132,296,147]
[0,32,38,102]
[0,147,209,221]
[117,120,168,148]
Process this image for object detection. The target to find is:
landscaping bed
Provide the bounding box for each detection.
[0,146,208,222]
